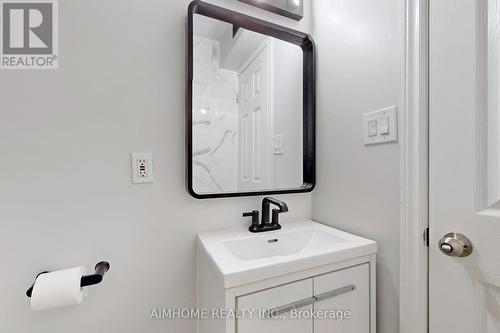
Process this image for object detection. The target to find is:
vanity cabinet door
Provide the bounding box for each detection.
[236,278,313,333]
[313,263,370,333]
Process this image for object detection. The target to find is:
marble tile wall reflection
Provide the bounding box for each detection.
[193,36,238,193]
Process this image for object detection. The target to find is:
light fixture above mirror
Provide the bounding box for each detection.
[238,0,303,21]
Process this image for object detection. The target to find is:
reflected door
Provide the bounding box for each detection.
[238,43,273,191]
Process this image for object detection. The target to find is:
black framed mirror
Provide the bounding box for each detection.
[187,0,315,199]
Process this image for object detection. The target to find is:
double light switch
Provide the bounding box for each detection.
[363,106,398,145]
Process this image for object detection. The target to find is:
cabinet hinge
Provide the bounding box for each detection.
[423,227,429,247]
[236,93,240,104]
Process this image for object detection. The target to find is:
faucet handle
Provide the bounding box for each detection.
[243,210,258,217]
[243,210,260,226]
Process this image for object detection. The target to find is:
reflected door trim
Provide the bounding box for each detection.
[186,0,315,199]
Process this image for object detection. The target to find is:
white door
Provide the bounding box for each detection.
[430,0,500,331]
[238,43,272,191]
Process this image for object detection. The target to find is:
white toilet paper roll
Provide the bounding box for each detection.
[30,266,87,311]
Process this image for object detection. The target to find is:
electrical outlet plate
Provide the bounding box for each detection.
[131,153,154,184]
[363,106,398,145]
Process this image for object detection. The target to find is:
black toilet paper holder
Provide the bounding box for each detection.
[26,261,110,298]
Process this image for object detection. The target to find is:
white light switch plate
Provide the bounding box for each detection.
[273,134,284,155]
[131,153,154,184]
[363,106,398,145]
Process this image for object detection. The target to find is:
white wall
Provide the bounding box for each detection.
[0,1,312,332]
[311,1,404,333]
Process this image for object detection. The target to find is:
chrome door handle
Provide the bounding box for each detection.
[266,296,316,317]
[314,284,357,303]
[438,232,473,257]
[266,284,356,318]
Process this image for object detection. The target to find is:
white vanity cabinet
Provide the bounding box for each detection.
[196,221,377,333]
[234,263,372,333]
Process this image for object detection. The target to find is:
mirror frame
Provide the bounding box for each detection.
[186,0,315,199]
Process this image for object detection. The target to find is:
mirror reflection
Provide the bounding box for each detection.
[192,14,303,195]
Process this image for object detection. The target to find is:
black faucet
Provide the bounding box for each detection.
[242,197,288,233]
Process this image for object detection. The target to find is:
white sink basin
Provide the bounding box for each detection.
[222,229,346,261]
[197,220,377,288]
